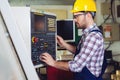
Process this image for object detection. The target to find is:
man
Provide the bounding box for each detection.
[40,0,106,80]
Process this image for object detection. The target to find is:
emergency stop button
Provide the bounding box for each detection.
[32,36,38,43]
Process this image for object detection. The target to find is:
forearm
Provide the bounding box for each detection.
[63,43,76,54]
[40,53,70,71]
[52,61,70,71]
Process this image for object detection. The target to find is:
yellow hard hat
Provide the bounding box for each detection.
[71,0,96,13]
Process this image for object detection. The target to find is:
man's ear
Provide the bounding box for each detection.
[87,12,92,18]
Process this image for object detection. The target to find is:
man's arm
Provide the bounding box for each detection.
[53,61,69,71]
[40,53,69,71]
[57,35,76,53]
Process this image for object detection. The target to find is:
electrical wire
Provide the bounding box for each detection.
[110,0,115,22]
[105,41,113,50]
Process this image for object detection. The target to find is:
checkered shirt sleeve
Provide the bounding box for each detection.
[68,32,104,77]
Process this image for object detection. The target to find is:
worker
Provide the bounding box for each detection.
[40,0,107,80]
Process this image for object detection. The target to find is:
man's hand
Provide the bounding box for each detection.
[40,53,70,71]
[57,35,76,53]
[57,35,66,48]
[40,53,56,67]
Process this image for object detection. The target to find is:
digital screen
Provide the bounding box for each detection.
[34,15,45,32]
[57,20,75,42]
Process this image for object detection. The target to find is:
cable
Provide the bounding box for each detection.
[110,0,115,22]
[105,41,113,50]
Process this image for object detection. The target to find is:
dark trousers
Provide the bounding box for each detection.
[73,56,107,80]
[74,67,103,80]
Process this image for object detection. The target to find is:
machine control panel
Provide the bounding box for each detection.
[31,12,56,65]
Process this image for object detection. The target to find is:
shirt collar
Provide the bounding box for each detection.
[82,23,96,35]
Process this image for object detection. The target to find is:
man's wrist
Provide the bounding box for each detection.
[51,60,57,67]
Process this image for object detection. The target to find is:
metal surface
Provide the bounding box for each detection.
[0,0,39,80]
[9,0,75,5]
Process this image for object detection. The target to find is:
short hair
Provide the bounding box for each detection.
[80,11,96,19]
[89,12,96,19]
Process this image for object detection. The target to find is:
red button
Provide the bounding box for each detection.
[34,37,38,43]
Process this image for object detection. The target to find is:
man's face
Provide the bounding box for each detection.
[73,12,87,29]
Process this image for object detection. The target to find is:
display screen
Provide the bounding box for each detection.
[34,15,45,32]
[57,20,75,42]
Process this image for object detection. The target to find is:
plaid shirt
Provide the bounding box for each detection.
[68,24,104,77]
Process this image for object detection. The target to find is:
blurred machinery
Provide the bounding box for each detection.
[102,23,120,41]
[103,50,120,80]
